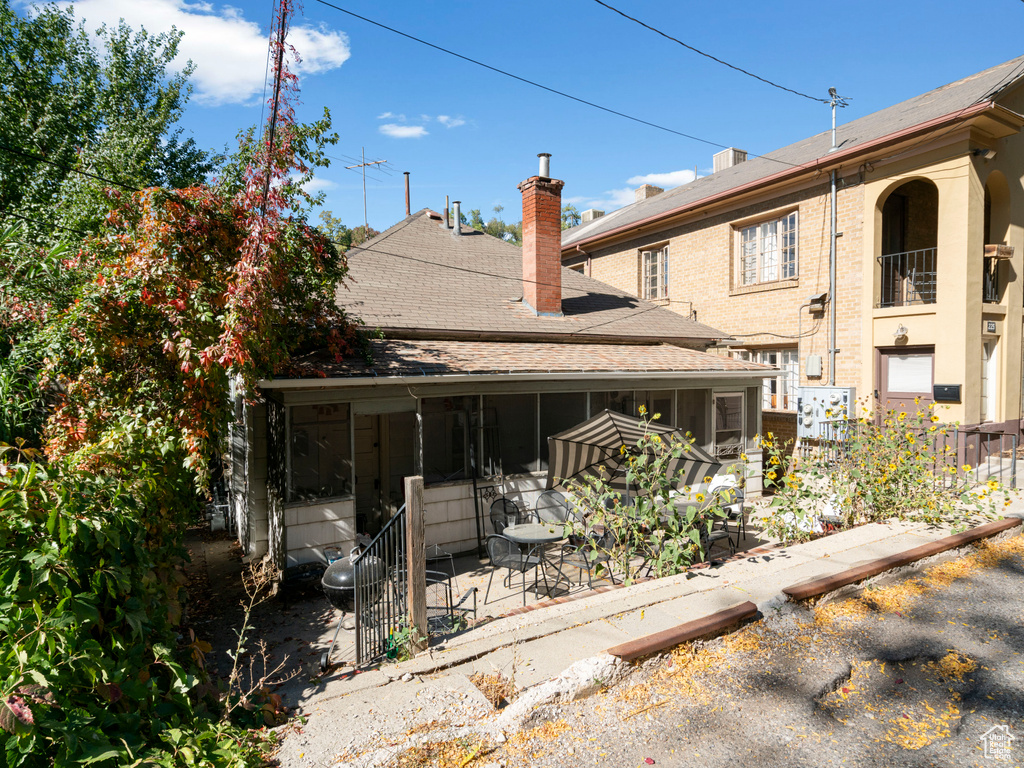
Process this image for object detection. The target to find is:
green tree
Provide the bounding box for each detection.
[0,0,214,242]
[464,204,522,244]
[562,203,581,230]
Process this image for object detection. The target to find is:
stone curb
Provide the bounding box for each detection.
[782,516,1022,601]
[605,600,758,662]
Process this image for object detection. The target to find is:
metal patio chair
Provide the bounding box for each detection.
[560,517,617,589]
[489,498,522,534]
[707,474,746,548]
[484,534,542,606]
[535,489,572,524]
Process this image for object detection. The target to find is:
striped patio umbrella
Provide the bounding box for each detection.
[545,409,722,497]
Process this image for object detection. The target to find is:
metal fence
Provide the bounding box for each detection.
[353,504,408,665]
[802,420,1017,490]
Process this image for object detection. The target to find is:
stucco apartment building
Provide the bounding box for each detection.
[562,56,1024,443]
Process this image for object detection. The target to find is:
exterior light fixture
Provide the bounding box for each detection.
[971,148,997,161]
[894,323,909,341]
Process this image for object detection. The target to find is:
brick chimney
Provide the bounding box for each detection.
[518,153,565,317]
[634,184,663,202]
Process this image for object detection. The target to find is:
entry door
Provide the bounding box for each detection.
[981,339,998,422]
[876,346,934,419]
[354,412,418,536]
[354,414,383,535]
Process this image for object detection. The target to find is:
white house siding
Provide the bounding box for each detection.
[241,377,765,567]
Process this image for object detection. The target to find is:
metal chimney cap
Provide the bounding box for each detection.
[537,153,551,178]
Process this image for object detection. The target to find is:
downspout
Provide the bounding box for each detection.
[576,244,592,276]
[829,169,838,385]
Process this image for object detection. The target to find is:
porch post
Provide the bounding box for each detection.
[404,475,428,652]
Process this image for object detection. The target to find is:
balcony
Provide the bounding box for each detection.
[876,248,937,308]
[983,245,1012,304]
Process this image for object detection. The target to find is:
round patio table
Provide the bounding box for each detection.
[502,524,570,598]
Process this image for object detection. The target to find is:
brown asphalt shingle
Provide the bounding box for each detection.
[294,338,768,378]
[563,55,1024,248]
[337,211,728,344]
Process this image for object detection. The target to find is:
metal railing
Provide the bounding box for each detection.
[983,257,1000,303]
[803,419,1017,490]
[353,504,408,664]
[876,248,937,308]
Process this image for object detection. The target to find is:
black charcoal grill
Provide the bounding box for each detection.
[320,550,388,672]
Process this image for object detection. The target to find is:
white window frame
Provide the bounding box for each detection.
[739,211,798,286]
[640,245,669,299]
[733,348,799,410]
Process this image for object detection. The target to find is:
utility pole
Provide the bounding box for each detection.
[827,88,848,385]
[346,147,387,235]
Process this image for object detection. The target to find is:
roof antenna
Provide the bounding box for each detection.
[828,87,850,151]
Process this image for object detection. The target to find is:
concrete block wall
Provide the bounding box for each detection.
[283,498,356,567]
[423,475,548,555]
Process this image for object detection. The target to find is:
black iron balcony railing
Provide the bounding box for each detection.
[877,248,937,308]
[983,257,1000,303]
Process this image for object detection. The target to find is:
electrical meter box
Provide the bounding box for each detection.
[796,386,856,440]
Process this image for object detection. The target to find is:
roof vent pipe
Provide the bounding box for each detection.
[538,152,551,179]
[452,201,461,236]
[442,195,449,229]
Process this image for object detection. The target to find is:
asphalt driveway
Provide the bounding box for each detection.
[479,533,1024,768]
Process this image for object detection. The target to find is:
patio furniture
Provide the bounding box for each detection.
[560,523,616,588]
[484,534,543,606]
[426,542,457,585]
[546,409,722,497]
[707,474,746,548]
[489,498,522,534]
[535,489,572,523]
[502,522,572,599]
[672,492,736,564]
[424,570,477,633]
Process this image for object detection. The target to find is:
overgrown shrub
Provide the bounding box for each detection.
[758,402,1009,543]
[0,454,274,766]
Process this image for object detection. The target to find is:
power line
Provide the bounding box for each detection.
[591,0,828,104]
[0,141,139,192]
[1,210,90,237]
[332,219,707,336]
[311,0,799,167]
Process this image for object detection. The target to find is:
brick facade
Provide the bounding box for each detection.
[519,175,566,316]
[571,176,865,399]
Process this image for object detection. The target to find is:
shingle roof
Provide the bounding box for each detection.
[563,55,1024,248]
[338,210,729,344]
[292,338,768,378]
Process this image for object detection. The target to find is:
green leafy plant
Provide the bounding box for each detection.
[758,401,1009,543]
[563,408,739,582]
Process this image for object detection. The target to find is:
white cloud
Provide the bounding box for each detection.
[379,123,427,139]
[437,115,465,128]
[377,111,405,121]
[302,177,337,194]
[52,0,351,106]
[626,169,696,188]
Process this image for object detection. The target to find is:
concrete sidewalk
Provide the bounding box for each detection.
[274,503,1024,767]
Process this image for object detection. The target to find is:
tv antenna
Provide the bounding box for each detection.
[828,87,850,151]
[346,147,388,233]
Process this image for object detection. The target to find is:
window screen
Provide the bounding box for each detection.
[289,404,352,501]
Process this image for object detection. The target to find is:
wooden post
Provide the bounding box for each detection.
[404,475,427,652]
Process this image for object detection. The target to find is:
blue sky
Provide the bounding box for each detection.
[42,0,1024,231]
